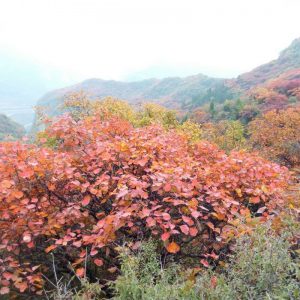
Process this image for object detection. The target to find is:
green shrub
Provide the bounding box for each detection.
[112,224,299,300]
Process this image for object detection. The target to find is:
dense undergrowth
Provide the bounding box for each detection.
[47,221,299,299]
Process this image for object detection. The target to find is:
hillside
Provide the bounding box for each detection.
[237,38,300,89]
[0,113,25,140]
[36,75,236,118]
[34,37,300,122]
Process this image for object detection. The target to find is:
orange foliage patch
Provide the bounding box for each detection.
[0,114,289,294]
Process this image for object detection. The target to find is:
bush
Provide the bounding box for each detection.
[0,114,289,296]
[202,120,247,152]
[113,224,299,300]
[249,107,300,167]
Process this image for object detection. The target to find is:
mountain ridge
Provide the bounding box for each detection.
[35,37,300,118]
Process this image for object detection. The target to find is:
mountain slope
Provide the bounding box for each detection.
[35,37,300,121]
[0,114,25,140]
[36,74,235,116]
[237,38,300,89]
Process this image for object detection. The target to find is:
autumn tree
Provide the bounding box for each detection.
[249,68,300,112]
[249,107,300,166]
[202,120,247,152]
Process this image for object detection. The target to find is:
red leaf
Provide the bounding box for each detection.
[200,259,210,268]
[90,249,98,256]
[250,197,261,204]
[180,224,189,235]
[146,217,156,227]
[76,267,85,277]
[94,259,104,267]
[82,195,91,206]
[182,215,194,226]
[211,276,217,288]
[162,213,171,221]
[164,183,172,192]
[161,232,170,241]
[2,272,13,280]
[14,190,24,199]
[189,227,198,237]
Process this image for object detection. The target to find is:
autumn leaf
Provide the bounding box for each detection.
[211,276,218,288]
[164,183,172,192]
[235,188,242,197]
[14,281,28,293]
[180,224,189,235]
[182,215,194,226]
[166,242,180,253]
[250,196,260,204]
[94,258,104,266]
[189,227,198,237]
[0,287,10,295]
[146,217,156,227]
[1,179,13,189]
[162,213,171,221]
[76,267,85,277]
[45,244,57,253]
[14,190,24,199]
[200,259,210,268]
[90,249,98,256]
[108,266,118,273]
[161,232,170,241]
[81,195,91,206]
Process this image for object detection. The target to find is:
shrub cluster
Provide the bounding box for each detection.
[0,113,289,296]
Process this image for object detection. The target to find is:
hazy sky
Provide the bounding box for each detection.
[1,0,300,81]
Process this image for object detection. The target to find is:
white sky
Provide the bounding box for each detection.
[0,0,300,81]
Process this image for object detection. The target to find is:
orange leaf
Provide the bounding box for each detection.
[108,266,118,273]
[189,227,198,237]
[206,222,215,230]
[82,195,91,206]
[76,267,85,277]
[1,180,12,189]
[45,244,57,253]
[14,190,24,199]
[14,281,28,293]
[166,242,180,253]
[250,197,260,204]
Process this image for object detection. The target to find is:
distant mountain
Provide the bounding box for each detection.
[237,38,300,89]
[34,37,300,123]
[0,114,25,140]
[36,74,236,115]
[0,50,79,129]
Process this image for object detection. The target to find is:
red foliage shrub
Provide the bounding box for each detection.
[0,114,289,295]
[249,68,300,112]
